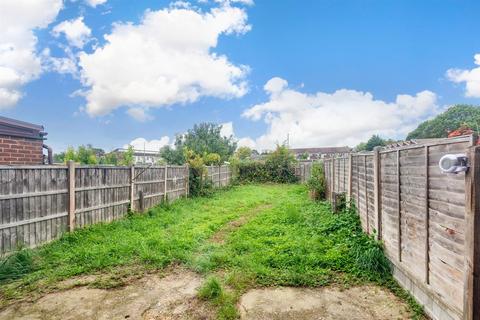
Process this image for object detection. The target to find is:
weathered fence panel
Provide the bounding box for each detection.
[294,161,314,183]
[324,136,478,320]
[0,166,69,254]
[206,165,232,187]
[0,164,191,255]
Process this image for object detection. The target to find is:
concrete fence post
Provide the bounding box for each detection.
[130,165,135,212]
[373,147,381,240]
[164,165,168,202]
[464,144,480,320]
[67,160,76,231]
[347,154,353,207]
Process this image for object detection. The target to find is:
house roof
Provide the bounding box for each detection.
[290,147,351,154]
[0,116,47,140]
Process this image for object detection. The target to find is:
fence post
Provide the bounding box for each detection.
[138,191,144,213]
[218,164,222,187]
[67,160,76,232]
[164,165,168,202]
[373,147,381,240]
[185,164,189,198]
[464,144,480,320]
[397,149,402,262]
[331,158,335,203]
[130,165,135,212]
[347,154,353,207]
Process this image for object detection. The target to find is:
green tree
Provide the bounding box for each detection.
[365,135,386,151]
[53,152,65,163]
[120,145,134,166]
[235,146,252,160]
[64,147,76,162]
[76,145,98,164]
[100,152,119,165]
[355,135,386,152]
[159,145,185,165]
[407,104,480,140]
[160,122,237,165]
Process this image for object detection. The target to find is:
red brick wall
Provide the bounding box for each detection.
[0,135,44,165]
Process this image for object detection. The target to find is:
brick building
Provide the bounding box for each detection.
[0,116,50,165]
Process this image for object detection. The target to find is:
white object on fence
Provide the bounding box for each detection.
[439,153,468,174]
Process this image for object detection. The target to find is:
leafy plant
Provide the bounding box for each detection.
[306,162,326,200]
[235,144,298,184]
[0,248,35,283]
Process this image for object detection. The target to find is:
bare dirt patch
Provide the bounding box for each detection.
[210,204,272,244]
[238,285,412,320]
[0,269,213,320]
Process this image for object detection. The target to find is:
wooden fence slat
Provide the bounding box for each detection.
[464,145,480,320]
[425,145,430,284]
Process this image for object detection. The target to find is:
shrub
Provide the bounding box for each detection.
[234,145,298,184]
[306,162,326,200]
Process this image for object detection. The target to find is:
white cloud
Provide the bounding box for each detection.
[124,137,170,151]
[220,122,234,137]
[238,137,256,149]
[126,107,153,122]
[0,0,63,109]
[85,0,107,7]
[78,4,250,118]
[52,17,92,49]
[446,54,480,98]
[243,77,439,150]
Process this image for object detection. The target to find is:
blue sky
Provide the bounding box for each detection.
[1,0,480,153]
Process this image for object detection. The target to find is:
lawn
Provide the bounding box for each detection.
[0,184,423,319]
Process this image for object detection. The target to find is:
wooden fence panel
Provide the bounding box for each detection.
[133,166,165,211]
[380,151,400,261]
[207,165,232,187]
[427,141,470,315]
[0,164,193,255]
[75,166,130,228]
[0,166,69,254]
[326,136,475,320]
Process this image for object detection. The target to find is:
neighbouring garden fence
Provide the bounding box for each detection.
[206,165,233,187]
[0,163,234,255]
[294,160,314,183]
[0,163,189,255]
[324,135,479,320]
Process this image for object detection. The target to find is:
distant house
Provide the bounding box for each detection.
[289,147,351,160]
[0,116,51,165]
[113,148,162,165]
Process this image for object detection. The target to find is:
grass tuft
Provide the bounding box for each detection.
[0,248,35,283]
[198,276,223,300]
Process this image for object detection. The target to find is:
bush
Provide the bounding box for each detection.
[187,152,214,197]
[306,162,326,200]
[234,145,298,184]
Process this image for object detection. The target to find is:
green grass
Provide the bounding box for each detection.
[0,184,424,319]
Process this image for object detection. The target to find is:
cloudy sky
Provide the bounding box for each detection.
[1,0,480,152]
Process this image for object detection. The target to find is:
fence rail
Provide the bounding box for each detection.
[324,135,479,320]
